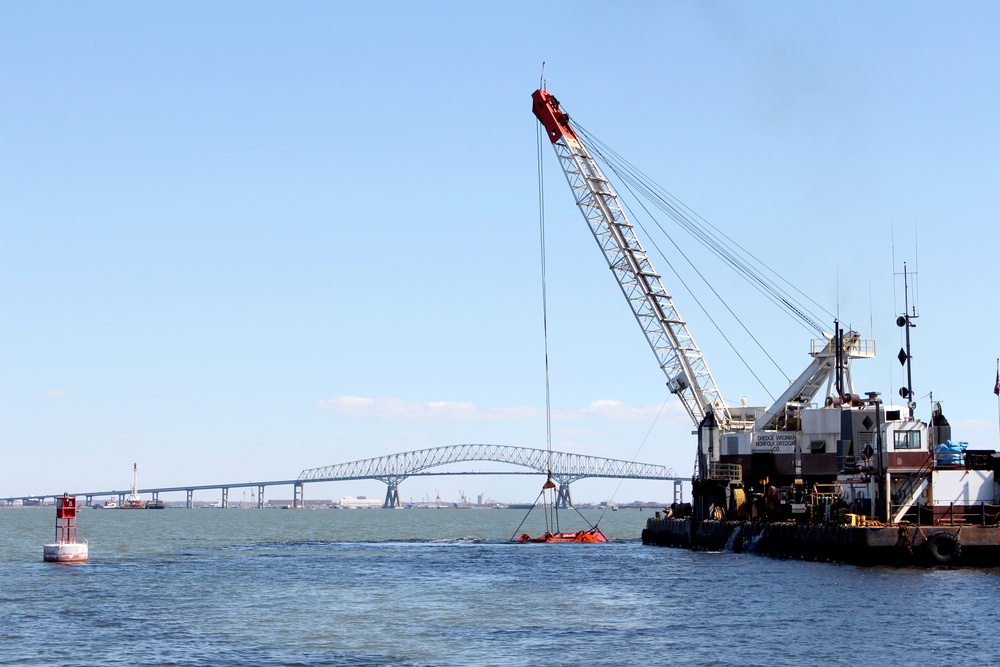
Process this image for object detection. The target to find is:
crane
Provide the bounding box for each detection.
[532,89,875,433]
[532,87,879,516]
[532,88,734,431]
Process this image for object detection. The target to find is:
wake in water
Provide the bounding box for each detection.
[722,523,744,553]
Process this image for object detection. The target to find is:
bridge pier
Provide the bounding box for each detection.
[556,484,573,509]
[222,488,229,509]
[186,489,194,509]
[293,483,303,509]
[383,483,401,509]
[257,485,265,509]
[673,480,684,505]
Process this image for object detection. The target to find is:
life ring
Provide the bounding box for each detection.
[923,532,962,566]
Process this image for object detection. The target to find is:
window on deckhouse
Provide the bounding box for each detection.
[894,430,921,450]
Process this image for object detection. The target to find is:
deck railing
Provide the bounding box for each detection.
[890,501,1000,527]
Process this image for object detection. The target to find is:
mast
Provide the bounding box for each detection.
[897,262,917,419]
[531,88,733,430]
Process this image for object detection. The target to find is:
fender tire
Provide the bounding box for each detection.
[923,532,961,566]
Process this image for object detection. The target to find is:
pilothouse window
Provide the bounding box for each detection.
[894,430,921,450]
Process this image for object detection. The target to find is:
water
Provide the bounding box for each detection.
[2,507,999,666]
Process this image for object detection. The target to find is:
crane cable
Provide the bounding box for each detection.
[595,396,671,528]
[569,124,780,399]
[617,177,783,399]
[586,139,783,400]
[575,123,832,338]
[510,116,560,541]
[578,122,831,329]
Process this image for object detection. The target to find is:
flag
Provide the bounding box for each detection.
[995,370,1000,396]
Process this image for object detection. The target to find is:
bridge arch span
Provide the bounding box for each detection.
[297,444,680,508]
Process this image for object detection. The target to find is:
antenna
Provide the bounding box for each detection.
[896,262,918,419]
[836,268,840,324]
[890,219,897,316]
[913,223,920,317]
[868,280,874,341]
[539,62,546,90]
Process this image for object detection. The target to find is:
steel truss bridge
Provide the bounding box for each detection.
[1,444,682,509]
[298,444,680,508]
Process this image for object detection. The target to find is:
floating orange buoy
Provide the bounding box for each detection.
[43,495,88,562]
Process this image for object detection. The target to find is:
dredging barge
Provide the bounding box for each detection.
[641,397,1000,566]
[531,86,999,566]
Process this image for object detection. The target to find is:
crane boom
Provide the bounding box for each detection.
[532,88,732,429]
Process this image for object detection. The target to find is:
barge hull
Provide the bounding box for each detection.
[642,519,1000,566]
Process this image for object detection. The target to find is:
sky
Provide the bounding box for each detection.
[3,1,999,505]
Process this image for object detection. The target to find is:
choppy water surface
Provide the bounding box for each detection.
[2,507,999,666]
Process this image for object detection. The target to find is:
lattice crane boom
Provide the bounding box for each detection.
[532,88,732,429]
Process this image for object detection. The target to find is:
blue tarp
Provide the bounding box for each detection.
[934,440,968,465]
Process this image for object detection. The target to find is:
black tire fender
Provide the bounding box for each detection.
[923,532,962,566]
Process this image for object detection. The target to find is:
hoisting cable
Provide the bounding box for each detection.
[538,113,554,481]
[538,115,557,534]
[576,122,831,330]
[575,123,832,337]
[509,112,558,541]
[595,397,671,529]
[621,184,785,397]
[581,127,828,337]
[508,485,549,542]
[574,120,782,398]
[603,155,783,399]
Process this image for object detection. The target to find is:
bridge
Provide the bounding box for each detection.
[1,444,683,509]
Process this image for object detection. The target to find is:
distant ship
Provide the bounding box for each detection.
[120,463,145,508]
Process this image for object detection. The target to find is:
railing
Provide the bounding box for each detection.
[891,501,1000,526]
[891,455,935,507]
[810,337,876,358]
[807,483,844,506]
[708,463,742,482]
[847,338,877,358]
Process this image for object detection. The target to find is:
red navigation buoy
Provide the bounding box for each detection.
[43,494,88,562]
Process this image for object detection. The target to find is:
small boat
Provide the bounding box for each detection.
[102,499,118,509]
[145,499,165,509]
[517,528,607,543]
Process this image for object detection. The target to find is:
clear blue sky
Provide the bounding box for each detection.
[3,2,999,503]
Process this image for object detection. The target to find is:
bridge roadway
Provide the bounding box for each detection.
[1,444,683,509]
